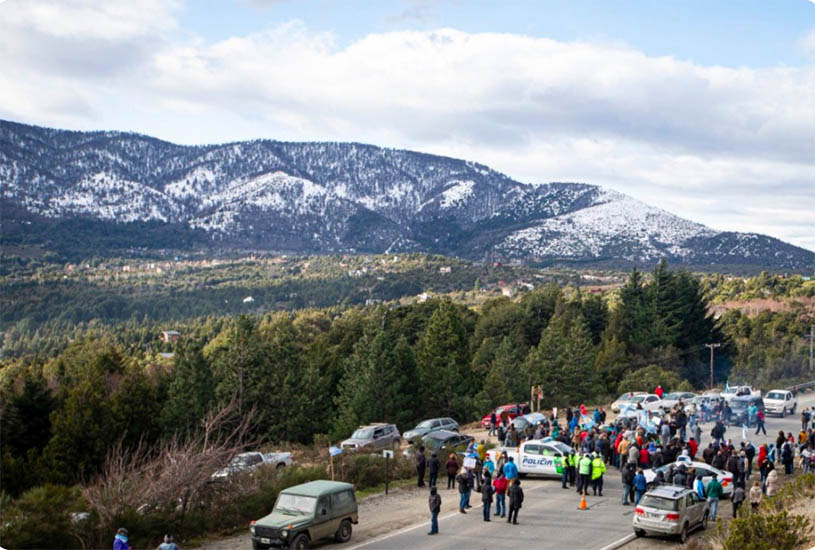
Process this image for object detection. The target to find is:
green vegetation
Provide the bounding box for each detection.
[1,254,813,547]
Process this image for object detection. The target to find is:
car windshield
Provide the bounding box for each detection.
[352,428,374,439]
[640,495,679,511]
[274,494,317,515]
[663,393,680,400]
[617,393,636,401]
[630,396,647,403]
[766,392,785,400]
[730,400,749,411]
[416,420,435,429]
[722,388,737,395]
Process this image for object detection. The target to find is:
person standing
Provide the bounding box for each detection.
[655,385,664,399]
[415,446,426,487]
[493,472,508,518]
[503,456,518,483]
[507,478,524,524]
[633,469,647,505]
[578,452,592,495]
[428,452,440,487]
[766,467,779,497]
[489,411,498,437]
[732,484,745,517]
[446,453,458,490]
[114,528,130,550]
[481,472,494,522]
[706,473,723,521]
[591,452,606,496]
[157,535,178,550]
[428,486,441,535]
[749,480,762,511]
[456,469,469,513]
[621,462,635,505]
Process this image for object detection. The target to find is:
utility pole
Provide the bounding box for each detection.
[810,326,813,373]
[705,343,721,389]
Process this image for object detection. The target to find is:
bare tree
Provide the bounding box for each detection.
[83,399,257,527]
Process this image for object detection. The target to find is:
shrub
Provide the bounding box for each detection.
[0,484,86,549]
[723,510,811,550]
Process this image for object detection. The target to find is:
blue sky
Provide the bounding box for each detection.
[183,0,815,67]
[0,0,814,251]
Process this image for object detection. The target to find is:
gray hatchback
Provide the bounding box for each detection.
[633,485,709,543]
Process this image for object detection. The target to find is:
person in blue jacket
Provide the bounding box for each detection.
[503,456,518,481]
[114,528,130,550]
[633,468,647,505]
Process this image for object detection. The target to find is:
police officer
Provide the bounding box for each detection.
[591,452,606,496]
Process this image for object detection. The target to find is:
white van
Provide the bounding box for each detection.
[763,389,797,417]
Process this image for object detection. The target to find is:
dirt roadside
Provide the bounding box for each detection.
[195,482,441,549]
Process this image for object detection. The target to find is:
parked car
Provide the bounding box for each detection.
[480,403,526,428]
[720,385,760,402]
[340,423,401,452]
[403,417,459,441]
[510,412,548,432]
[659,392,697,410]
[729,396,765,425]
[643,459,734,498]
[618,393,664,413]
[763,389,797,417]
[486,439,571,477]
[405,430,473,456]
[633,485,709,543]
[250,480,358,550]
[212,451,293,480]
[611,392,648,413]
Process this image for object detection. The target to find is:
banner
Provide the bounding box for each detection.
[329,446,343,457]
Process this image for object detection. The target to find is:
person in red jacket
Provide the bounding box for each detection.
[655,385,664,399]
[639,446,650,468]
[688,437,699,459]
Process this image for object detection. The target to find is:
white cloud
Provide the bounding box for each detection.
[0,1,813,251]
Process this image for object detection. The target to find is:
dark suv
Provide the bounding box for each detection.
[729,396,765,426]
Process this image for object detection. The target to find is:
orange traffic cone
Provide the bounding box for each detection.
[579,493,587,510]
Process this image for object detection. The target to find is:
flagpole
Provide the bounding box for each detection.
[330,442,335,480]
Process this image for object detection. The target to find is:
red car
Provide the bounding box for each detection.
[480,403,527,429]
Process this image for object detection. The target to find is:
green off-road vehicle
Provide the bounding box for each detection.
[250,480,358,550]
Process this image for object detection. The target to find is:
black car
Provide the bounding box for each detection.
[422,430,474,452]
[729,396,765,425]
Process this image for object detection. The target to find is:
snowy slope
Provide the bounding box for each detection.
[1,119,813,269]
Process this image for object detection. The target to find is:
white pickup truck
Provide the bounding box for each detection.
[211,451,293,479]
[720,386,761,402]
[486,439,572,478]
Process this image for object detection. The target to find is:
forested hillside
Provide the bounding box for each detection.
[2,261,813,547]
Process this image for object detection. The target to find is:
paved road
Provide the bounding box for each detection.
[347,391,815,550]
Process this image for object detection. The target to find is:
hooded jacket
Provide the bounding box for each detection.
[508,481,524,508]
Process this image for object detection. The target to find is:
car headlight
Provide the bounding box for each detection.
[250,526,256,535]
[281,529,288,538]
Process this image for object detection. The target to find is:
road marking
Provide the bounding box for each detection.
[347,483,546,549]
[597,533,635,550]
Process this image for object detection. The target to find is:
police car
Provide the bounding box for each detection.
[487,439,572,477]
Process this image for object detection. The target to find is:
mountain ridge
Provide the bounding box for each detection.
[1,119,813,270]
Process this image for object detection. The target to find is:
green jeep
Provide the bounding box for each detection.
[250,480,359,550]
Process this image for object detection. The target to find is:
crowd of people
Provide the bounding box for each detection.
[421,391,815,536]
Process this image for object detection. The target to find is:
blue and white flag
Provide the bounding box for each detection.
[329,446,343,457]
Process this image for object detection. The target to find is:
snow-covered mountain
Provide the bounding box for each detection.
[1,120,813,269]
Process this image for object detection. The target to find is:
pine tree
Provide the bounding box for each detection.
[416,300,471,417]
[161,341,214,435]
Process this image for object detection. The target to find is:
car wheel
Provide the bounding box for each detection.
[679,523,689,543]
[781,409,785,418]
[634,529,646,538]
[276,462,286,470]
[791,404,796,414]
[290,533,310,550]
[701,512,709,530]
[335,519,353,543]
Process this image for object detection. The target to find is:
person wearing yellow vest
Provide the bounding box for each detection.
[477,440,486,462]
[591,453,606,496]
[577,453,592,495]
